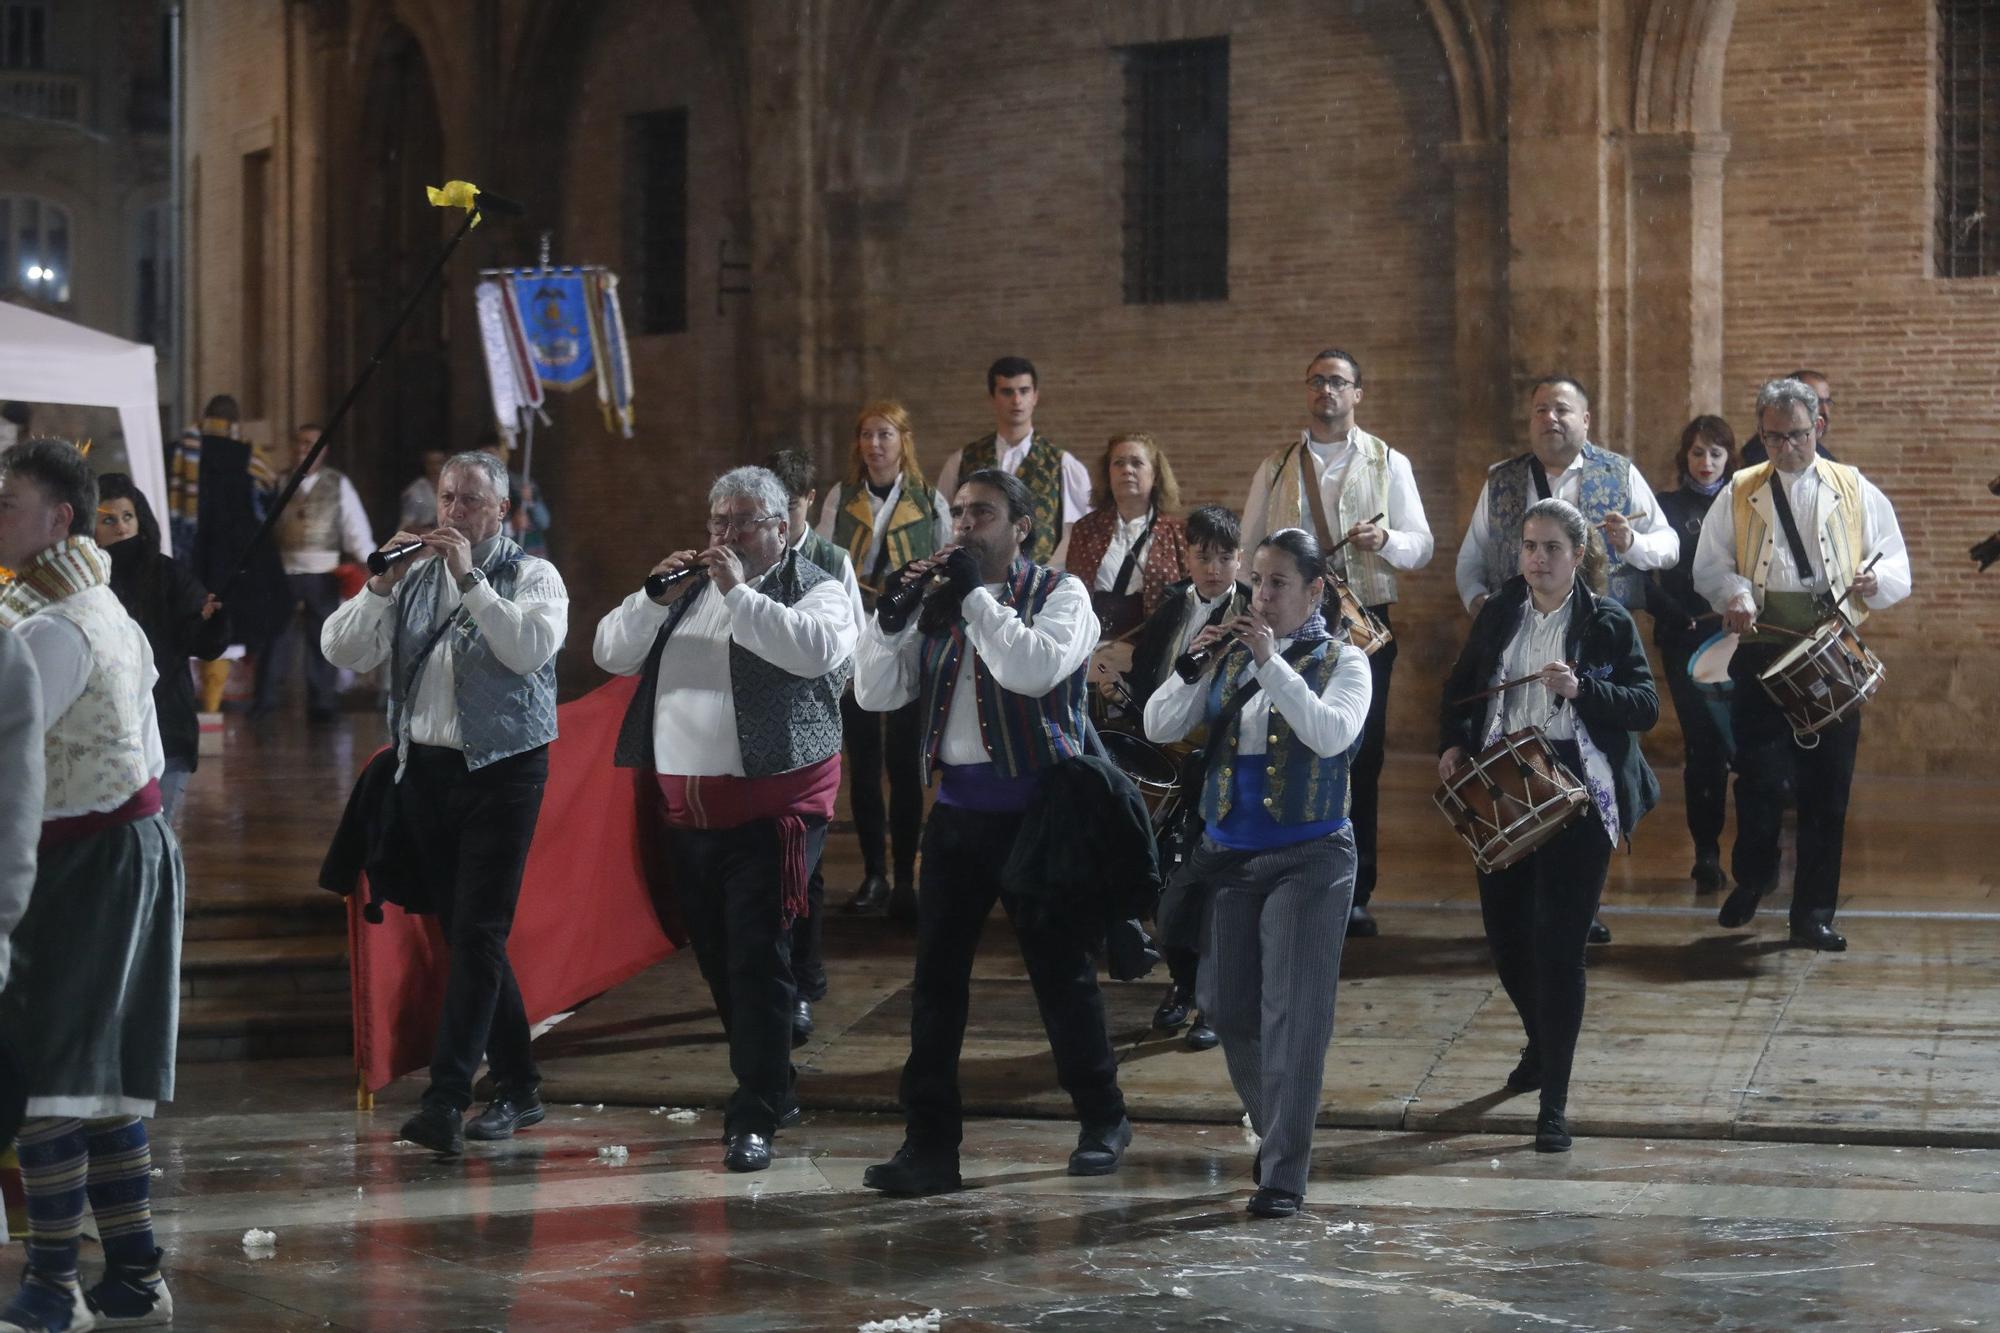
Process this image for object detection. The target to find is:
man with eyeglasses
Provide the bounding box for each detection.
[935,356,1092,568]
[1693,377,1909,952]
[1741,368,1837,466]
[594,466,856,1173]
[323,450,570,1157]
[852,469,1131,1196]
[1241,348,1434,938]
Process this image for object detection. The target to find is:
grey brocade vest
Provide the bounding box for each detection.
[389,534,559,774]
[613,548,851,777]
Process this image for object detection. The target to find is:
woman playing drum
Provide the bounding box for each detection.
[1645,416,1739,892]
[1438,498,1659,1153]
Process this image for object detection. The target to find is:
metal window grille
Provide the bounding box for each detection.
[1,4,46,71]
[624,108,690,334]
[1123,37,1229,304]
[1937,0,2000,277]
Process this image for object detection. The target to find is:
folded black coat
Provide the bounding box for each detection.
[319,748,431,920]
[1001,754,1162,977]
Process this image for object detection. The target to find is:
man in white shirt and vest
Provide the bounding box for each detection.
[1241,348,1435,936]
[253,422,375,722]
[595,466,856,1174]
[322,450,569,1156]
[934,357,1093,569]
[0,438,186,1330]
[853,468,1131,1196]
[1694,377,1910,951]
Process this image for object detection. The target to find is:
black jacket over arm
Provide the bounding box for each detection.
[1438,574,1662,838]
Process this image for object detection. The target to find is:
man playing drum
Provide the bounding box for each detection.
[1692,377,1911,952]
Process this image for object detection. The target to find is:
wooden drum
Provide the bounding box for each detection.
[1433,728,1589,874]
[1757,617,1884,746]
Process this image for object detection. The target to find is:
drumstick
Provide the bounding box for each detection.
[1595,510,1649,529]
[1837,552,1885,605]
[1324,513,1387,558]
[1451,661,1577,707]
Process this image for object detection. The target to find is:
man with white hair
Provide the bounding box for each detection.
[322,449,570,1155]
[595,466,856,1175]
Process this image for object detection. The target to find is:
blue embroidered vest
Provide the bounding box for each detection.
[1199,641,1353,826]
[916,559,1088,779]
[1484,444,1644,607]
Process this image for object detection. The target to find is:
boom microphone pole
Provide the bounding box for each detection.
[221,182,513,599]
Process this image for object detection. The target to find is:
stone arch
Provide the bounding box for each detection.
[1632,0,1740,135]
[1412,0,1502,145]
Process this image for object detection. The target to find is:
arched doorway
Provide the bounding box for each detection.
[346,22,447,523]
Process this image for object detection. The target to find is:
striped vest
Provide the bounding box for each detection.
[960,433,1066,563]
[1199,641,1353,826]
[1258,429,1400,605]
[1728,459,1870,626]
[916,559,1088,779]
[831,476,940,578]
[1485,444,1644,607]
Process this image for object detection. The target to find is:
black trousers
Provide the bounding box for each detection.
[400,743,549,1113]
[668,817,827,1138]
[254,572,341,714]
[1350,604,1398,905]
[1659,637,1734,855]
[840,693,924,881]
[1476,810,1612,1113]
[1728,647,1860,926]
[901,803,1126,1152]
[787,859,827,1002]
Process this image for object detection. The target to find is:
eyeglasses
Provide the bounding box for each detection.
[705,514,781,538]
[1306,375,1357,393]
[1760,428,1815,450]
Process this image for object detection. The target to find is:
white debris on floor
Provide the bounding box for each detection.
[1240,1113,1261,1147]
[667,1109,700,1123]
[241,1228,277,1257]
[596,1145,630,1165]
[858,1310,943,1333]
[1171,1286,1193,1298]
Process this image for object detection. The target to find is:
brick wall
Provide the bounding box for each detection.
[875,0,1463,750]
[1722,0,2000,776]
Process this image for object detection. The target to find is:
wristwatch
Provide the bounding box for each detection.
[457,568,486,595]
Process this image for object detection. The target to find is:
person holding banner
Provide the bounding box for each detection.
[321,450,569,1156]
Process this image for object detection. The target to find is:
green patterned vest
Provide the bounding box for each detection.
[960,433,1066,564]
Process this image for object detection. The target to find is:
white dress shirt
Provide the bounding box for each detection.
[593,565,857,777]
[321,556,569,752]
[1093,508,1157,594]
[1240,428,1436,570]
[0,628,42,994]
[934,433,1094,569]
[854,573,1099,765]
[1143,637,1373,759]
[282,470,377,575]
[1692,466,1912,614]
[15,614,165,818]
[1171,584,1237,663]
[1453,450,1679,609]
[1489,592,1577,740]
[813,477,954,579]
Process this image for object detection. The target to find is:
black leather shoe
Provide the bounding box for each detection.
[1789,922,1848,952]
[1346,904,1379,938]
[845,874,891,914]
[465,1091,546,1142]
[1184,1016,1219,1051]
[1718,880,1768,928]
[1247,1187,1302,1218]
[1691,853,1726,893]
[863,1143,962,1196]
[1586,917,1611,945]
[399,1102,464,1156]
[718,1103,800,1144]
[887,881,919,924]
[1067,1116,1133,1177]
[1505,1046,1542,1094]
[1152,984,1192,1031]
[723,1132,772,1173]
[1535,1107,1572,1153]
[792,998,814,1048]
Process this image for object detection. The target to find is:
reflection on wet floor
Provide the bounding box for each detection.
[69,1089,2000,1330]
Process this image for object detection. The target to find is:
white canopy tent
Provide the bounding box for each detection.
[0,301,168,552]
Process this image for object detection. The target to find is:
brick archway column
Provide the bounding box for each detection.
[1626,130,1730,465]
[1443,139,1512,523]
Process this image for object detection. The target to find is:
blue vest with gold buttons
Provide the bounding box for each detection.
[1199,641,1353,827]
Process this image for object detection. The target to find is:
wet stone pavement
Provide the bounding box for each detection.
[71,1081,2000,1330]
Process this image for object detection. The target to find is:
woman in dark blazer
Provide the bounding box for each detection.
[95,474,230,823]
[1438,498,1659,1153]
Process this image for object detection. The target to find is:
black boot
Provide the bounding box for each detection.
[399,1101,465,1156]
[845,874,891,914]
[863,1143,962,1196]
[1152,983,1192,1031]
[466,1089,546,1142]
[1534,1105,1572,1153]
[1505,1045,1542,1094]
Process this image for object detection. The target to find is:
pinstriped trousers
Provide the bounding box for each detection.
[1191,825,1356,1197]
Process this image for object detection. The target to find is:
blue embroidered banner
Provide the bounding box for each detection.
[517,274,596,390]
